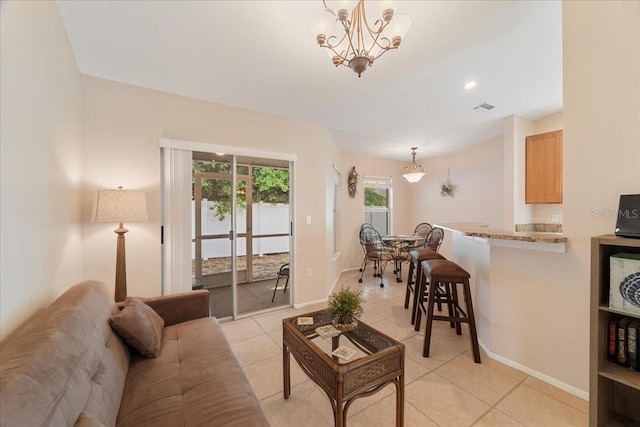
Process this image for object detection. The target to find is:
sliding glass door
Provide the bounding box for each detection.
[192,152,291,319]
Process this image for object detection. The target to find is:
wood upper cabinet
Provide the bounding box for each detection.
[525,129,563,204]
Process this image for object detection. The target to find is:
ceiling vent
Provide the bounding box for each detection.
[472,102,495,112]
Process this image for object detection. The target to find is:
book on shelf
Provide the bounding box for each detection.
[618,317,631,366]
[608,315,619,363]
[629,320,640,371]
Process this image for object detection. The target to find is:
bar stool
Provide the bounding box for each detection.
[413,258,451,332]
[419,259,481,363]
[404,249,445,325]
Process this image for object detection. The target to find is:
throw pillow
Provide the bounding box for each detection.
[109,298,164,358]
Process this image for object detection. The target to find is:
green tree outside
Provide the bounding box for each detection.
[364,187,387,207]
[194,161,289,221]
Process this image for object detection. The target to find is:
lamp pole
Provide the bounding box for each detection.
[114,222,129,302]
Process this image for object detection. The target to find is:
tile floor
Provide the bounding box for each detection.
[221,269,588,427]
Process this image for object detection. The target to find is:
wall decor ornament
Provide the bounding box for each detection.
[440,168,456,197]
[348,166,358,198]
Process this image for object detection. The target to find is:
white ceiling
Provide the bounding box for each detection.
[56,0,562,161]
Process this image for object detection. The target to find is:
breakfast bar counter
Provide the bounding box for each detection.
[435,222,566,243]
[427,221,588,400]
[435,222,566,253]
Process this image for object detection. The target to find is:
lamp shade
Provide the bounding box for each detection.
[310,12,336,38]
[386,14,411,39]
[93,189,148,223]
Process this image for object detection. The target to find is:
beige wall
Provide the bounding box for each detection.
[81,77,415,303]
[561,0,640,387]
[0,1,84,339]
[504,111,565,228]
[533,111,562,134]
[81,76,343,305]
[413,135,504,257]
[531,111,564,224]
[505,115,535,228]
[480,0,639,394]
[418,135,505,228]
[333,153,415,275]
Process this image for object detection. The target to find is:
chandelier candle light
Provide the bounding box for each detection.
[402,147,425,183]
[312,0,411,77]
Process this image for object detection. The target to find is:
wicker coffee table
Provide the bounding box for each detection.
[282,310,405,427]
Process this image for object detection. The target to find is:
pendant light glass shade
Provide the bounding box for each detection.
[402,147,425,183]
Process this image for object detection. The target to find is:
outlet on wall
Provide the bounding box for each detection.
[551,214,559,222]
[306,267,312,277]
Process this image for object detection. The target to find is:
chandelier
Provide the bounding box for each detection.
[402,147,425,183]
[311,0,411,77]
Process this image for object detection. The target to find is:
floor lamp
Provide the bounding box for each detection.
[93,186,148,302]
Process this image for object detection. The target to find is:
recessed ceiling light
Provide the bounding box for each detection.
[463,81,477,90]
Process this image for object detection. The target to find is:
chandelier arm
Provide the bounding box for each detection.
[362,13,386,36]
[361,16,393,58]
[323,45,349,63]
[343,21,360,59]
[367,35,393,60]
[325,33,349,50]
[360,3,380,56]
[322,0,337,17]
[351,3,364,57]
[369,41,393,61]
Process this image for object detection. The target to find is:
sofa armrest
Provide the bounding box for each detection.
[141,290,210,326]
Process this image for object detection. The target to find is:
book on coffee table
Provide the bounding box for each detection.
[297,317,314,326]
[332,346,357,361]
[315,324,340,338]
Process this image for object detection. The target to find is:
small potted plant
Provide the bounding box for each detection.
[327,286,364,330]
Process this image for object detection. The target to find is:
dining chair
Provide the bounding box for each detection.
[413,222,433,245]
[271,263,290,302]
[358,223,375,276]
[393,222,433,281]
[359,225,394,287]
[425,227,444,251]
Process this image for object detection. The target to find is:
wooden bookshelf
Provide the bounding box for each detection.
[590,235,640,426]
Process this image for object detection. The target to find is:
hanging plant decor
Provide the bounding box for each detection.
[440,168,456,197]
[348,166,358,198]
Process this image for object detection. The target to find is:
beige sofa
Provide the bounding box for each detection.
[0,280,269,426]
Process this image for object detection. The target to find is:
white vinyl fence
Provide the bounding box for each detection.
[364,207,390,236]
[192,201,289,259]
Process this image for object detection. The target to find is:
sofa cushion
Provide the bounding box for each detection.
[110,298,164,358]
[80,331,131,425]
[117,317,269,427]
[0,281,130,427]
[74,411,106,427]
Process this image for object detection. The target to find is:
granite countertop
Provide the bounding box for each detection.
[435,222,567,244]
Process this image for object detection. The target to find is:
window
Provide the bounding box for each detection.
[363,176,393,235]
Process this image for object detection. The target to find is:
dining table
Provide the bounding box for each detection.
[381,235,425,282]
